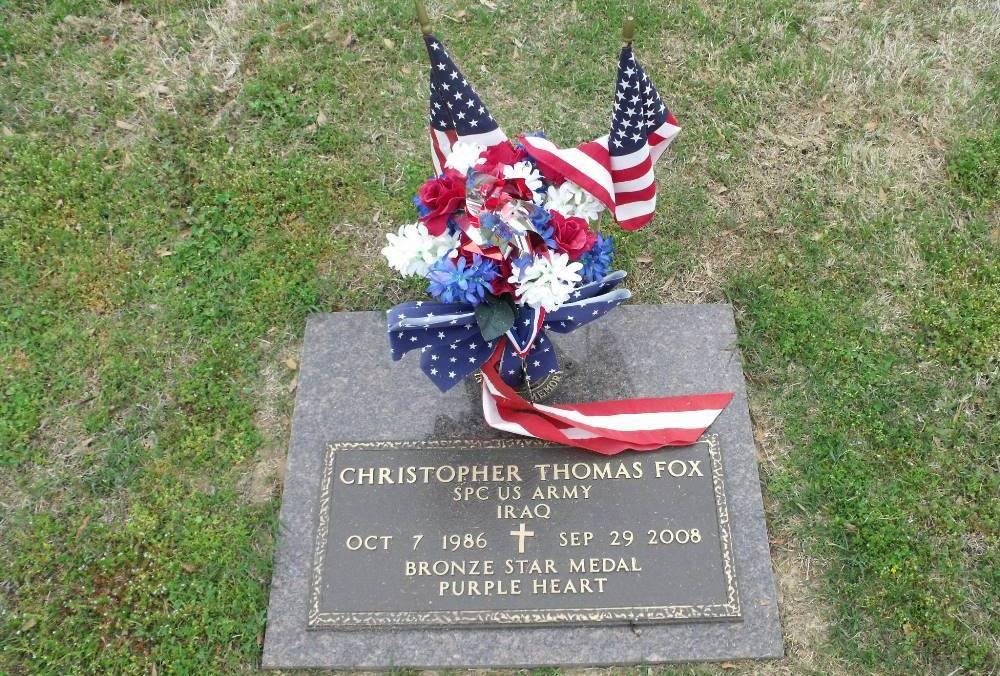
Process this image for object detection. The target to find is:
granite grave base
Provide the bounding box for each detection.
[262,304,783,669]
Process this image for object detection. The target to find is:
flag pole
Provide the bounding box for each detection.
[622,16,635,44]
[415,0,431,34]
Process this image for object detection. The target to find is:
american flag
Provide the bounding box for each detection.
[387,271,732,455]
[388,272,630,392]
[520,44,681,230]
[481,353,733,456]
[424,34,508,174]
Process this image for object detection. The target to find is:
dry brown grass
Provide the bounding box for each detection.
[238,330,300,505]
[12,0,263,144]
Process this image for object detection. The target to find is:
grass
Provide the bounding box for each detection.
[1,0,997,673]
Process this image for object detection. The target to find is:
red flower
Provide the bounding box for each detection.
[417,169,466,235]
[491,256,518,297]
[477,141,528,176]
[502,177,535,202]
[549,211,596,260]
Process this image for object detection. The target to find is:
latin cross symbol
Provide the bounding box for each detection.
[509,522,535,554]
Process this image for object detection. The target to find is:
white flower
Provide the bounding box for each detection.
[503,161,545,203]
[544,180,605,221]
[381,223,459,278]
[444,141,485,175]
[509,253,583,312]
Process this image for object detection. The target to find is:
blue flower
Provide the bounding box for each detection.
[412,193,430,218]
[579,233,614,283]
[529,206,557,249]
[427,254,499,305]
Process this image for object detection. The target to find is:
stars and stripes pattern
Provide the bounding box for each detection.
[388,272,630,393]
[520,44,680,230]
[425,34,507,174]
[480,350,733,454]
[387,270,732,455]
[390,33,732,453]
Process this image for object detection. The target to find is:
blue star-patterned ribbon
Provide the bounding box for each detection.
[387,271,630,392]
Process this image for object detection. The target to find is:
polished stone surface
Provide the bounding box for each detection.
[309,438,739,629]
[262,304,783,668]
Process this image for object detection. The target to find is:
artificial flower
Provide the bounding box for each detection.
[491,255,518,296]
[381,222,459,277]
[477,141,527,175]
[502,161,545,203]
[508,252,582,311]
[427,254,499,305]
[544,180,605,222]
[417,169,467,235]
[528,205,557,248]
[445,140,486,175]
[548,210,597,260]
[579,233,614,282]
[412,193,430,218]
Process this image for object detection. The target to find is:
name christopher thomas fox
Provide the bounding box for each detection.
[336,457,708,599]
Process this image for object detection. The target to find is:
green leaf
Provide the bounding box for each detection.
[475,294,516,341]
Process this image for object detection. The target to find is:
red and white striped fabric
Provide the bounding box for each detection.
[520,41,681,230]
[519,114,680,231]
[480,339,732,455]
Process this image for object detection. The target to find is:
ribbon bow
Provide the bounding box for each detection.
[389,272,629,392]
[388,272,733,455]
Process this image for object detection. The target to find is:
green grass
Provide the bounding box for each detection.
[1,0,998,673]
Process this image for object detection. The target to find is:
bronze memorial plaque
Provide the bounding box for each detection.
[309,436,739,628]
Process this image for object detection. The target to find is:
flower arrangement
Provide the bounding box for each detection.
[383,138,616,322]
[377,12,733,455]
